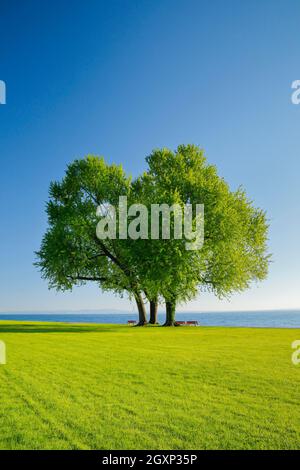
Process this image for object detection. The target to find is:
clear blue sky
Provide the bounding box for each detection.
[0,0,299,312]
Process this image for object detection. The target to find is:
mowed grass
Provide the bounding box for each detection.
[0,321,299,450]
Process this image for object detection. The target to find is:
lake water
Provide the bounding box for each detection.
[0,310,300,328]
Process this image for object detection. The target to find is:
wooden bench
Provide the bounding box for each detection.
[186,320,198,326]
[176,321,187,325]
[127,320,137,325]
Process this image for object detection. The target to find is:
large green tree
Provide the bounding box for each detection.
[36,146,270,327]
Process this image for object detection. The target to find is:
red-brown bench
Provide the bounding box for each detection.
[186,320,198,326]
[127,320,137,325]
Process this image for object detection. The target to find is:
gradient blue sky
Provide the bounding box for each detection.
[0,0,299,312]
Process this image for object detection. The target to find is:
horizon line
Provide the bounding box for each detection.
[0,308,300,315]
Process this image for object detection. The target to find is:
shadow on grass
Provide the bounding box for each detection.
[0,322,124,334]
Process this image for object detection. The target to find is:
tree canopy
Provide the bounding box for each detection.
[36,145,270,325]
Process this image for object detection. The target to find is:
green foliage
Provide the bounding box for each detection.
[35,156,135,296]
[139,144,270,302]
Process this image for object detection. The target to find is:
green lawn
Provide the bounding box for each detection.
[0,321,299,450]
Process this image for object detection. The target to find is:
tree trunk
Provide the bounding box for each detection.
[163,299,178,326]
[149,299,158,324]
[134,292,147,326]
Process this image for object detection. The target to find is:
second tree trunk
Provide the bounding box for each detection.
[149,299,158,324]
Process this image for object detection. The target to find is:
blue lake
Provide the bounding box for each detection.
[0,310,300,328]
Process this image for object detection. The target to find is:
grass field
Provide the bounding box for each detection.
[0,321,299,450]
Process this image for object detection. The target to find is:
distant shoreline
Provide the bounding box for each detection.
[1,308,300,315]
